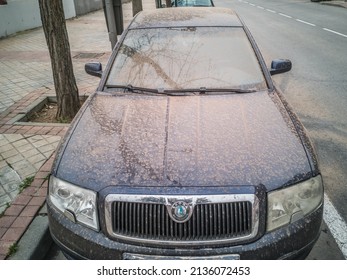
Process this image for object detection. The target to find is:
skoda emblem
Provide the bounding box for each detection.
[171,201,190,223]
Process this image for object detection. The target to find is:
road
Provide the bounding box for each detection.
[213,0,347,258]
[46,0,347,260]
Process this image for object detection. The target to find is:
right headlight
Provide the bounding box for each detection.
[49,176,99,231]
[267,175,323,232]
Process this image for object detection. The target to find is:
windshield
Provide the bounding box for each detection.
[106,27,267,91]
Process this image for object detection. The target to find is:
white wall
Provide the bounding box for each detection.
[0,0,76,38]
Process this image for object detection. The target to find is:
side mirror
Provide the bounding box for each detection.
[270,59,292,75]
[85,62,102,78]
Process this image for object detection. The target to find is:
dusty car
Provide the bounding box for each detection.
[47,7,323,260]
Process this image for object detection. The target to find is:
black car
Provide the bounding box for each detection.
[48,7,323,260]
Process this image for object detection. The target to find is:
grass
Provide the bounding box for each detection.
[57,117,71,124]
[7,243,18,258]
[18,176,35,194]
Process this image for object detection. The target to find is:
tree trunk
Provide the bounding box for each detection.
[38,0,80,121]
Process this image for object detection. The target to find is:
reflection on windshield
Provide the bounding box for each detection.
[107,27,267,91]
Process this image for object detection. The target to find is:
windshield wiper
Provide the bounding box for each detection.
[105,85,257,95]
[104,84,188,96]
[163,87,257,94]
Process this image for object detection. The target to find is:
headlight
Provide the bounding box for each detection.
[49,176,99,231]
[267,176,323,232]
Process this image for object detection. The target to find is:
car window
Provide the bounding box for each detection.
[106,27,267,91]
[171,0,213,7]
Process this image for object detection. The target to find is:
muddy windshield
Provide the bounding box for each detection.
[106,27,267,91]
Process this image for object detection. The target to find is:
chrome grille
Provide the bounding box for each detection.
[105,194,259,246]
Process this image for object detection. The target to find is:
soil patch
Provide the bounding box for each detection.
[28,102,61,123]
[28,100,85,123]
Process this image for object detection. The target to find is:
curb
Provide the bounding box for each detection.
[8,208,52,260]
[319,1,347,8]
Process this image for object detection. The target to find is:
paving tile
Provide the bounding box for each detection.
[0,166,21,185]
[8,190,19,199]
[21,148,40,158]
[3,204,24,216]
[12,195,32,206]
[4,134,24,143]
[35,171,49,180]
[11,160,36,179]
[20,205,40,217]
[27,135,44,143]
[0,140,9,147]
[34,187,48,197]
[0,144,13,153]
[0,160,7,169]
[28,196,46,206]
[20,187,36,197]
[1,148,18,159]
[0,125,12,131]
[0,227,7,239]
[11,216,32,228]
[16,143,33,153]
[12,138,29,148]
[27,153,46,164]
[31,178,44,188]
[38,143,56,154]
[40,159,54,172]
[5,128,19,134]
[0,216,16,228]
[43,150,55,158]
[26,126,44,134]
[31,139,49,148]
[0,200,11,213]
[6,154,25,165]
[3,182,20,193]
[37,127,53,135]
[34,160,46,170]
[2,227,26,242]
[16,127,32,134]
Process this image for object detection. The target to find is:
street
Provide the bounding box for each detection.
[46,0,347,260]
[213,0,347,258]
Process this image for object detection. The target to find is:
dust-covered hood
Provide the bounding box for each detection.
[55,91,312,192]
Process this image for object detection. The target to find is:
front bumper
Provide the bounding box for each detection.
[47,199,323,260]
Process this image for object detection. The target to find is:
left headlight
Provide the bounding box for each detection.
[267,175,323,232]
[49,176,99,231]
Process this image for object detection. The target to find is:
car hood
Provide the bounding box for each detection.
[55,91,312,192]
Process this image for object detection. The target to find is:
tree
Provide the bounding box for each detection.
[38,0,80,121]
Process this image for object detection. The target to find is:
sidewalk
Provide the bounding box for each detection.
[320,1,347,9]
[0,0,156,260]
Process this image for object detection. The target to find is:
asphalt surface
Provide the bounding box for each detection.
[214,0,347,258]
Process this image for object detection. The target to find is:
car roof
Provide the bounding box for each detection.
[129,7,243,29]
